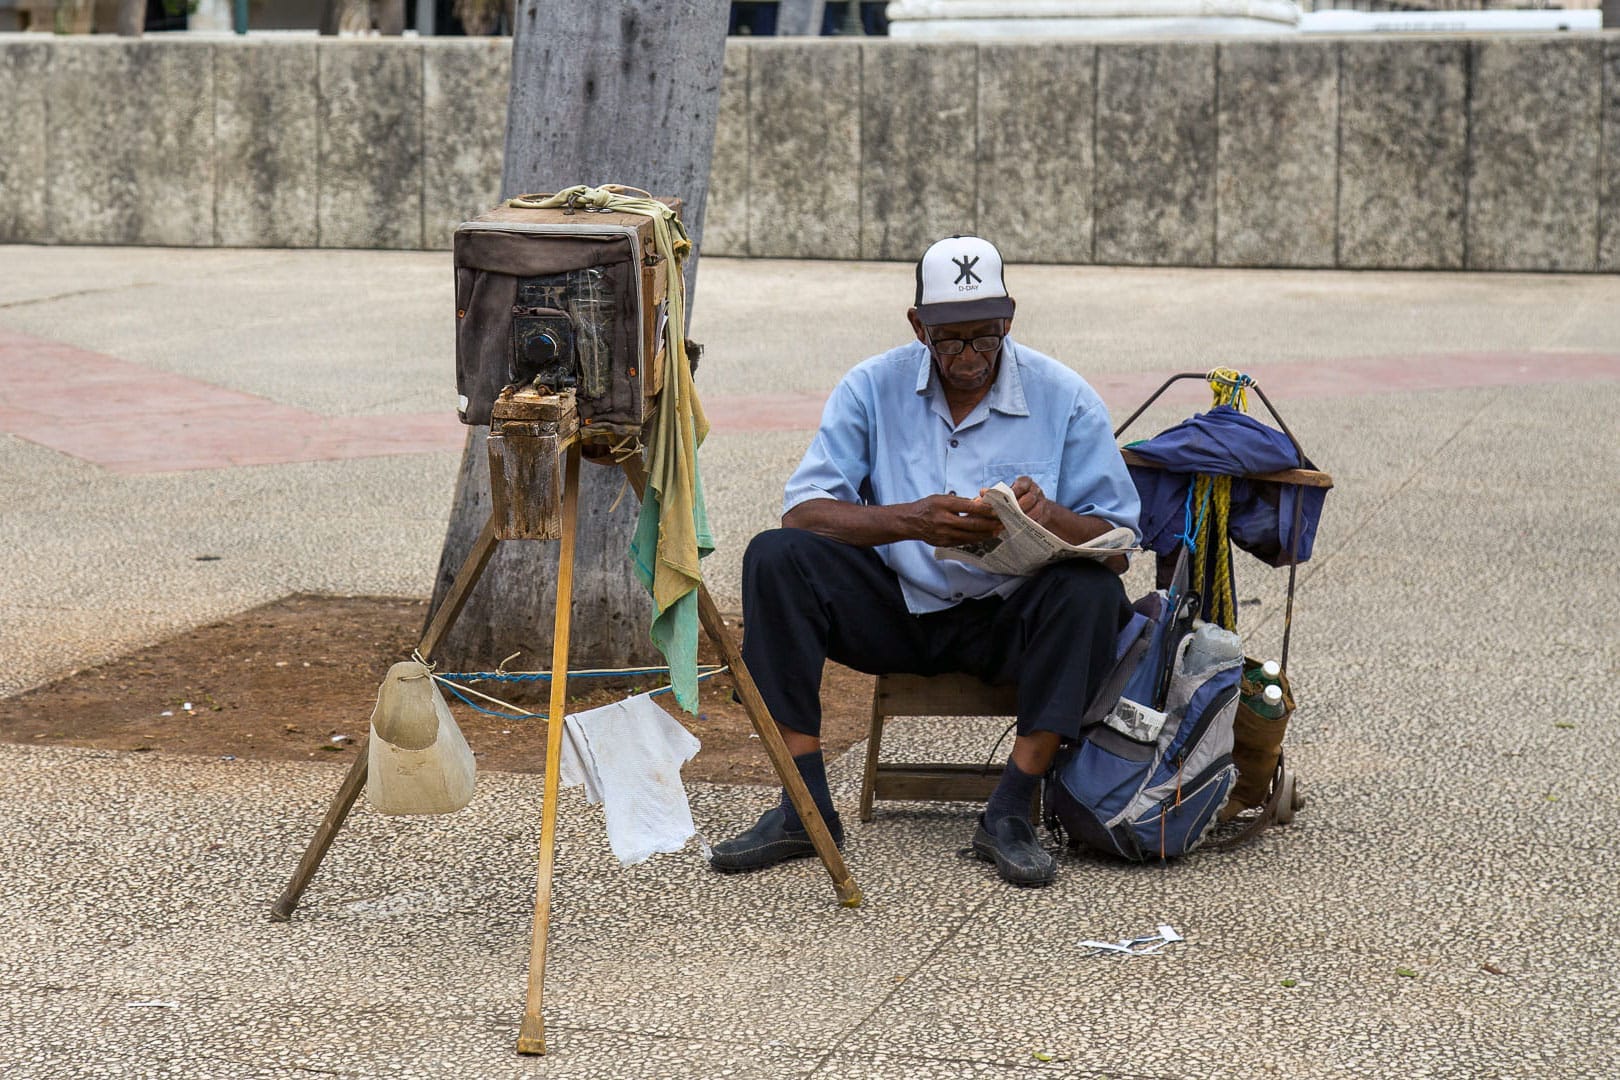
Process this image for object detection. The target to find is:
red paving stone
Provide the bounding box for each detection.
[0,329,466,474]
[1,328,1616,474]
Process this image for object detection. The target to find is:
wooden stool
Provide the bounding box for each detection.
[858,672,1020,822]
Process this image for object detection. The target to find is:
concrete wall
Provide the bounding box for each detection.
[2,34,1618,271]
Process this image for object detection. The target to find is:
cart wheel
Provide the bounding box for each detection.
[1274,770,1298,826]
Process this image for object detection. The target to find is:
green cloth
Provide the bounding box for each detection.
[632,464,713,712]
[512,185,712,712]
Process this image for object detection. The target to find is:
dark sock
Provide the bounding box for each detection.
[779,751,837,831]
[984,759,1041,828]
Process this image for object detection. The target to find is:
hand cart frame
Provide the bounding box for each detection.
[1113,372,1334,841]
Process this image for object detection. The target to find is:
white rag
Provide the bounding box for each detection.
[558,693,703,866]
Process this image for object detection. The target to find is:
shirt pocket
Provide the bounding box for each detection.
[982,459,1057,496]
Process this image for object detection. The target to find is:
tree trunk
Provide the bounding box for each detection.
[115,0,143,35]
[53,0,92,33]
[777,0,825,35]
[425,0,729,674]
[377,0,405,33]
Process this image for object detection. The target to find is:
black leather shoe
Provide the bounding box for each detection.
[971,814,1056,887]
[709,806,844,873]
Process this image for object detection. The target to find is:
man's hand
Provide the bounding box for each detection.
[1002,476,1129,575]
[897,494,1001,547]
[1009,476,1050,528]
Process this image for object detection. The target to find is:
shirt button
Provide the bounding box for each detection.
[949,439,959,448]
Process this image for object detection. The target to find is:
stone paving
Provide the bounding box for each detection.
[1,247,1618,1078]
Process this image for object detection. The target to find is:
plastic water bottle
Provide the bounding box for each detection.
[1229,659,1289,816]
[1182,624,1242,675]
[1244,658,1282,688]
[1244,660,1283,718]
[1253,683,1286,718]
[1243,661,1287,718]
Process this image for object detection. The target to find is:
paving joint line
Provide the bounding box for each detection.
[1227,385,1506,652]
[3,970,900,1062]
[807,1041,1179,1078]
[211,1056,356,1079]
[529,1021,834,1056]
[802,886,999,1077]
[1252,385,1506,637]
[0,282,158,311]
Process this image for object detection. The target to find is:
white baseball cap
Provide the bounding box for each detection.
[913,235,1014,326]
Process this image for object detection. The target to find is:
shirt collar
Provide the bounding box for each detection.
[912,338,1031,419]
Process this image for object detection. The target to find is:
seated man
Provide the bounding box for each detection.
[709,235,1140,887]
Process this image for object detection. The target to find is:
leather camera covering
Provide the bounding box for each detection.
[453,200,677,434]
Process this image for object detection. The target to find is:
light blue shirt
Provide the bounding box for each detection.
[783,337,1141,614]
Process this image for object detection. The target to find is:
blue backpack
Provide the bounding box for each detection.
[1047,587,1242,862]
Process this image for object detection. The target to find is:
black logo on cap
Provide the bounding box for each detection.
[952,255,981,286]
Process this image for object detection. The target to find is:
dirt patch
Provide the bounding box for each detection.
[0,594,875,786]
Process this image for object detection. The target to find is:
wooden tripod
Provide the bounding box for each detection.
[267,443,862,1055]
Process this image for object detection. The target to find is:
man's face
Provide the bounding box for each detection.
[912,316,1011,394]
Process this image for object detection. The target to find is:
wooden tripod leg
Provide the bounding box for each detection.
[516,442,582,1056]
[694,585,862,908]
[268,515,500,923]
[419,515,501,661]
[614,456,861,907]
[269,750,369,922]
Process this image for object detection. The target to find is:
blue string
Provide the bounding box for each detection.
[435,667,727,722]
[435,665,723,684]
[1173,481,1211,557]
[437,679,547,720]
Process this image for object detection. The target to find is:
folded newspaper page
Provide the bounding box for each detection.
[933,482,1138,576]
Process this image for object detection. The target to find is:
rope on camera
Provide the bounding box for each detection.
[604,432,643,464]
[406,648,727,722]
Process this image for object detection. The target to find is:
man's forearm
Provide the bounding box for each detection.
[1037,504,1122,548]
[784,496,1127,572]
[782,498,913,547]
[1033,504,1131,576]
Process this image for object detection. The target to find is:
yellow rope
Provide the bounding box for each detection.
[1188,474,1236,632]
[1207,366,1250,412]
[1209,476,1235,630]
[1187,368,1250,632]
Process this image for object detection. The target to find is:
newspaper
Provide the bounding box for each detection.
[933,482,1138,576]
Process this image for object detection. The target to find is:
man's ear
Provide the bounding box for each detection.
[906,308,927,344]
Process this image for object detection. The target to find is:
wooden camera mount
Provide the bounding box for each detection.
[269,199,861,1059]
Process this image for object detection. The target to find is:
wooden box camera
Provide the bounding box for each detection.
[452,196,681,442]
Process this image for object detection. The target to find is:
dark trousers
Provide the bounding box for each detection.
[740,529,1133,740]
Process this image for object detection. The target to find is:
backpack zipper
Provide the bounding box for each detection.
[1156,682,1239,783]
[1145,754,1235,830]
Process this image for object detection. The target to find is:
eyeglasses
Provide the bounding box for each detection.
[928,333,1003,356]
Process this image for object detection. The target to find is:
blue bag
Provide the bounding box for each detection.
[1127,405,1328,568]
[1047,591,1242,862]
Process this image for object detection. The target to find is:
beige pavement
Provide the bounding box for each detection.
[1,247,1618,1078]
